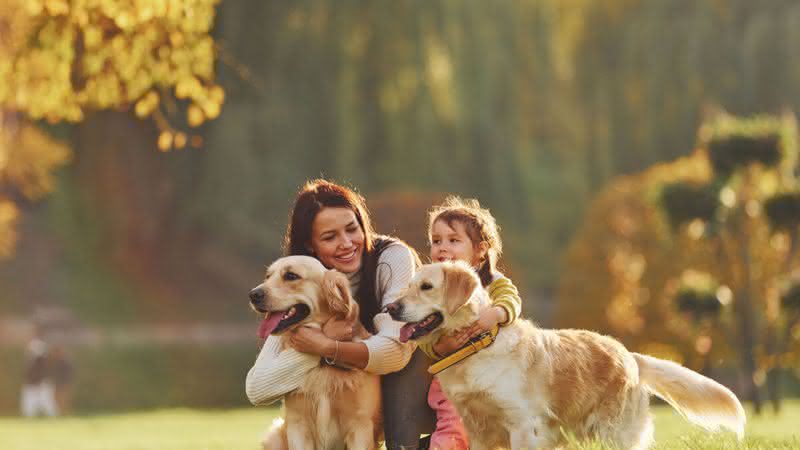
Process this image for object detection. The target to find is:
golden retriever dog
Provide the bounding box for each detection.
[387,261,745,450]
[249,255,381,450]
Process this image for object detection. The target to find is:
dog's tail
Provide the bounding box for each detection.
[633,353,745,439]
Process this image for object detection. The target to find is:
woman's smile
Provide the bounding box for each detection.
[335,247,359,263]
[310,207,366,273]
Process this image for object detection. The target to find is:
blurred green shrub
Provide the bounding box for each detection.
[0,343,258,415]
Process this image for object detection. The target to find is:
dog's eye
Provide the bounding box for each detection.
[283,271,301,281]
[420,282,433,291]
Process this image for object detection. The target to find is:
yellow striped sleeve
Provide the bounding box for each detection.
[488,276,522,326]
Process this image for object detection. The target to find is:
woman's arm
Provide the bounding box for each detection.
[245,335,320,406]
[360,243,417,373]
[287,328,370,369]
[289,315,414,373]
[287,243,417,374]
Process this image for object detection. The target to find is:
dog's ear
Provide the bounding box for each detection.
[322,270,354,319]
[443,263,480,315]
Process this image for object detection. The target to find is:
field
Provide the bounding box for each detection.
[1,401,799,450]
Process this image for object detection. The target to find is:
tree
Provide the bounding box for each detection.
[557,150,716,355]
[0,0,223,258]
[558,112,800,414]
[658,112,799,413]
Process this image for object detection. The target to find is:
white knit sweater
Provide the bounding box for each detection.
[245,242,417,406]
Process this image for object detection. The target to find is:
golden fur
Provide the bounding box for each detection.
[251,256,381,450]
[391,261,746,450]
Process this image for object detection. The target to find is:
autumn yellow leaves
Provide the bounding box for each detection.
[0,0,224,151]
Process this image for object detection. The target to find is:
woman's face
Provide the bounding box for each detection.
[309,207,366,273]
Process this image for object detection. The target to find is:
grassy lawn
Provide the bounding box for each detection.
[0,401,798,450]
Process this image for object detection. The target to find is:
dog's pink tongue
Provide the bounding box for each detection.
[258,312,284,339]
[399,323,416,343]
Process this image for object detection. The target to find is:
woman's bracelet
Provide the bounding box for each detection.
[324,340,340,365]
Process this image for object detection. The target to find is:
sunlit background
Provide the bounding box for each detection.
[1,0,800,418]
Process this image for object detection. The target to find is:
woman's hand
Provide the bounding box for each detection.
[288,326,336,357]
[322,317,355,341]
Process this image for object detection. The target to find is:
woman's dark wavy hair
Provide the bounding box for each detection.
[284,179,407,333]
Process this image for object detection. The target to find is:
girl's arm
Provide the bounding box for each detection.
[245,335,319,406]
[488,275,522,326]
[431,275,523,354]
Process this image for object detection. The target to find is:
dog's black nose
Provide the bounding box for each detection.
[249,288,265,304]
[384,302,402,319]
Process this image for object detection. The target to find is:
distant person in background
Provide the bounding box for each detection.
[49,344,73,415]
[246,179,435,450]
[20,338,58,417]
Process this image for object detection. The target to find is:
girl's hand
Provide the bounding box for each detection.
[431,306,508,357]
[469,306,508,337]
[288,326,336,357]
[433,330,472,358]
[322,317,355,341]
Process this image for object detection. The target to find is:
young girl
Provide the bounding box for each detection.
[419,196,523,450]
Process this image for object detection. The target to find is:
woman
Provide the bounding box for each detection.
[246,179,435,450]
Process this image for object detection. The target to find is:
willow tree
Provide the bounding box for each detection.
[0,0,223,258]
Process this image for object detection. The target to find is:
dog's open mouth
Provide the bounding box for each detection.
[399,312,444,342]
[258,304,311,338]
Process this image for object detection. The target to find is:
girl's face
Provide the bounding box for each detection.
[430,219,485,266]
[309,207,365,273]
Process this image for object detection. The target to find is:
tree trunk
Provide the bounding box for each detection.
[735,290,762,414]
[764,325,781,413]
[737,225,762,414]
[765,224,800,412]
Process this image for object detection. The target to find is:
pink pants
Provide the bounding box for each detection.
[427,378,469,450]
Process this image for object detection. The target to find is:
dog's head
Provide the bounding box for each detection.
[387,261,486,343]
[249,255,358,338]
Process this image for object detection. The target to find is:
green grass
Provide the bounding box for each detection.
[0,408,274,450]
[0,402,798,450]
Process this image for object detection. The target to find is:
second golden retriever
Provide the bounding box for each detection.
[249,255,381,450]
[388,261,745,450]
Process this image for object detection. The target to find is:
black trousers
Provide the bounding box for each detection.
[381,349,436,450]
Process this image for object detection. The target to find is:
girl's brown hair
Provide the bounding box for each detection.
[428,196,502,286]
[284,179,403,332]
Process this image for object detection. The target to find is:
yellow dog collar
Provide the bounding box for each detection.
[428,326,500,375]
